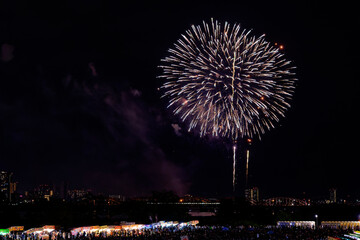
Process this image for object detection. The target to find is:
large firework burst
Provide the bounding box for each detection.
[159,19,297,140]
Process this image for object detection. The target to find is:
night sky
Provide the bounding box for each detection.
[0,1,358,199]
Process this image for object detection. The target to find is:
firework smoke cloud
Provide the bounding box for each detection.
[159,19,297,140]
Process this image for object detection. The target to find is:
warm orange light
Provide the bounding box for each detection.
[247,138,252,143]
[260,96,265,101]
[279,45,284,50]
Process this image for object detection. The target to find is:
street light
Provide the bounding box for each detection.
[315,214,318,229]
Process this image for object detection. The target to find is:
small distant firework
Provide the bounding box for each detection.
[159,19,296,140]
[159,19,297,193]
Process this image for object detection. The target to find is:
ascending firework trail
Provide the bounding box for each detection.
[159,19,297,194]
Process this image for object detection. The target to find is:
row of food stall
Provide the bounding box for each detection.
[70,220,199,236]
[277,221,315,228]
[277,221,360,230]
[0,225,57,239]
[0,221,199,237]
[321,221,360,229]
[23,225,56,235]
[0,226,24,235]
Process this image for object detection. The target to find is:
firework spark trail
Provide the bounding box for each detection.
[233,144,237,192]
[246,149,250,187]
[159,19,297,192]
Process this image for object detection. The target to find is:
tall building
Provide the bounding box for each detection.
[329,188,337,203]
[0,171,14,203]
[59,181,69,200]
[34,184,53,200]
[245,187,259,205]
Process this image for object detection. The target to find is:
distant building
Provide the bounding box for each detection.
[329,188,337,203]
[34,184,53,200]
[0,171,15,203]
[245,187,259,205]
[68,189,90,199]
[60,181,69,200]
[109,195,126,202]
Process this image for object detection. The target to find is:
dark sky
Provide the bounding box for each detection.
[0,1,358,199]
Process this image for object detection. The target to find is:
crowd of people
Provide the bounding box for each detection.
[0,225,353,240]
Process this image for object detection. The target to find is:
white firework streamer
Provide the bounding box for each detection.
[159,19,296,140]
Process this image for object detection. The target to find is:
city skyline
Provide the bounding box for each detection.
[0,1,358,198]
[1,169,358,204]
